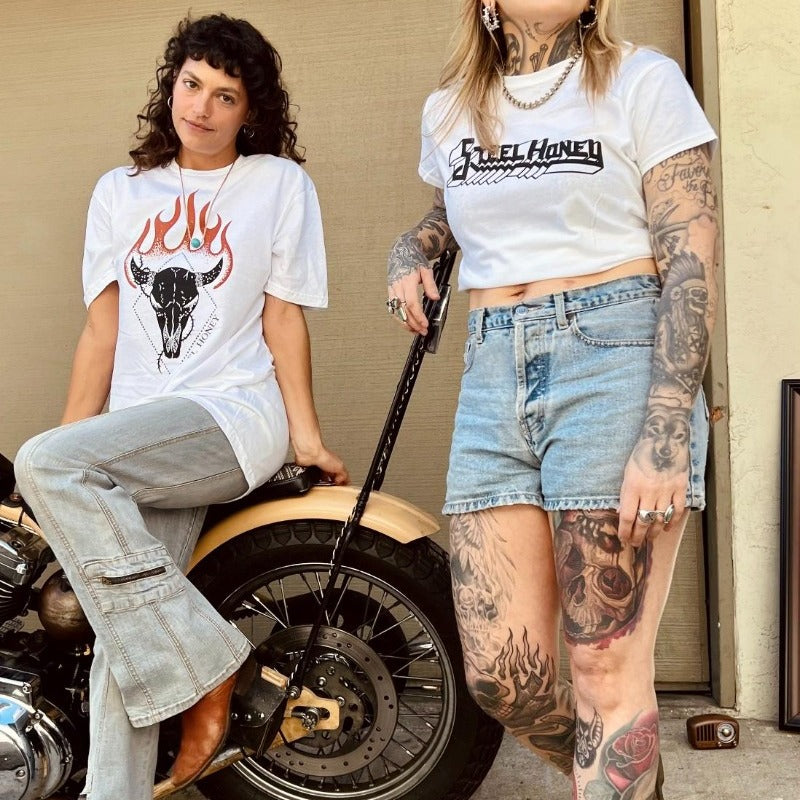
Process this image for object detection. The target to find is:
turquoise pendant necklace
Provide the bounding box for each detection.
[178,159,236,250]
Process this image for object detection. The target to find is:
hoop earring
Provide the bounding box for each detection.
[167,96,173,109]
[481,3,500,33]
[242,125,255,140]
[578,0,598,32]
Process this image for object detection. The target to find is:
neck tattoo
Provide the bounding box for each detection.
[501,42,581,110]
[178,159,236,250]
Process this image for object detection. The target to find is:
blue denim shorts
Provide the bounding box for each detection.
[443,274,708,514]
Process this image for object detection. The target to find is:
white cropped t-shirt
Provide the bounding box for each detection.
[418,47,717,291]
[82,154,328,492]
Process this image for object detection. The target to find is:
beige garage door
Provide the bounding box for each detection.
[2,0,707,688]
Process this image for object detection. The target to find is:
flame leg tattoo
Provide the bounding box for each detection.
[450,512,576,774]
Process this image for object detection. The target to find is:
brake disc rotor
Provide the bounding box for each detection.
[263,625,398,777]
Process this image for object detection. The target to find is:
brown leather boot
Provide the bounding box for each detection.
[154,669,238,794]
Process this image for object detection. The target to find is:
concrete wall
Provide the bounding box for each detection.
[715,0,800,718]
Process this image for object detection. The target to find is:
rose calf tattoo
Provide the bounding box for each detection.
[584,711,660,800]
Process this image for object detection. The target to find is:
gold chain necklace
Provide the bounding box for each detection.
[177,159,236,250]
[501,46,582,111]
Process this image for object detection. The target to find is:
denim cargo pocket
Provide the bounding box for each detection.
[569,296,658,347]
[84,545,184,614]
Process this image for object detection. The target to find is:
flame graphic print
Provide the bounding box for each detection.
[124,193,233,287]
[124,194,234,371]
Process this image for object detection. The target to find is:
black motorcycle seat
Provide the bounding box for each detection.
[250,464,321,502]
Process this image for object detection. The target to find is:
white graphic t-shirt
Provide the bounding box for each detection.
[82,153,327,492]
[419,47,717,290]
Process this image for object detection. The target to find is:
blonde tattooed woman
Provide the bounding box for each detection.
[386,2,718,798]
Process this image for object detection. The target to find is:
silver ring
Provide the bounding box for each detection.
[386,297,408,323]
[636,503,676,525]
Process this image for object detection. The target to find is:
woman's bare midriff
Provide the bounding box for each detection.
[468,258,659,310]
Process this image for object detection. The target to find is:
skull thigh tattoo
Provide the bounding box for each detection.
[555,511,651,647]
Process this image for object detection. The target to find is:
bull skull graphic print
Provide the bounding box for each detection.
[125,193,233,371]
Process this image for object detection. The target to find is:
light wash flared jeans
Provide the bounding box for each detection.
[14,398,255,800]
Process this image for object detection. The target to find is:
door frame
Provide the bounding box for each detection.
[686,0,737,709]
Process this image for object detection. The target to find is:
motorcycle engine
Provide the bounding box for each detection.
[0,668,76,800]
[0,518,89,798]
[0,522,52,621]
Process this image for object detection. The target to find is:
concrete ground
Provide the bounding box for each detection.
[176,697,800,800]
[468,697,800,800]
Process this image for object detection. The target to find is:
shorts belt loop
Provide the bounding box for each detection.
[554,293,568,330]
[474,308,485,343]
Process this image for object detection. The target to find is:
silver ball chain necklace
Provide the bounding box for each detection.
[501,43,582,111]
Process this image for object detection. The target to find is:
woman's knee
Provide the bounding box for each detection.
[14,430,56,493]
[463,647,564,727]
[570,647,654,705]
[14,426,86,496]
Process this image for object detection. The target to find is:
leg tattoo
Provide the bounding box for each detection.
[450,513,576,773]
[474,629,576,773]
[576,709,604,769]
[450,512,515,659]
[584,711,661,800]
[555,511,651,648]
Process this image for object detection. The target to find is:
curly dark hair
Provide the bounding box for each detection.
[129,14,304,171]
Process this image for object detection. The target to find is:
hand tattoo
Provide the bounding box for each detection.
[387,189,455,287]
[638,405,690,473]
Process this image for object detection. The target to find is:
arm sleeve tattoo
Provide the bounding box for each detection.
[639,145,719,471]
[387,188,458,285]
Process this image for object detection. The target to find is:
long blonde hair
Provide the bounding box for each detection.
[439,1,622,152]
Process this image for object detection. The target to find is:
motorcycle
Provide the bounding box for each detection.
[0,251,504,800]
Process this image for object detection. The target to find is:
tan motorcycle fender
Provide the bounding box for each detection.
[188,485,440,571]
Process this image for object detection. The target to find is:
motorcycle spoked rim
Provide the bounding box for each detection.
[217,559,458,800]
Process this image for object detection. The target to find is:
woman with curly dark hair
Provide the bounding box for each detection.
[14,13,347,799]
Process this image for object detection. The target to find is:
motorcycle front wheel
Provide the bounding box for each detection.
[189,519,503,800]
